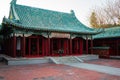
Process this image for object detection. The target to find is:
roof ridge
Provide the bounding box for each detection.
[15,4,73,16]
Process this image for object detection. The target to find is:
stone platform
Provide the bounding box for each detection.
[0,54,99,65]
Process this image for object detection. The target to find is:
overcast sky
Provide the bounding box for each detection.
[0,0,109,27]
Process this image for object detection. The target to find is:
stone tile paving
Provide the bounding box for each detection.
[65,63,120,76]
[0,62,120,80]
[85,59,120,68]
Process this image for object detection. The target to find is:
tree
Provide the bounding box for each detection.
[89,12,98,28]
[90,0,120,28]
[0,23,13,39]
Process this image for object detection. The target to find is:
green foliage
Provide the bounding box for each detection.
[90,12,98,28]
[0,23,13,39]
[0,36,3,44]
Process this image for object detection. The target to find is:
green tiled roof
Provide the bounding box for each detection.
[93,27,120,39]
[3,0,102,34]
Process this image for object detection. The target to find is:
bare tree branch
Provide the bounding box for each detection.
[90,0,120,28]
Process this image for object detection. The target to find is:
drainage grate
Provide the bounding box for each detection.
[33,78,39,80]
[40,76,55,80]
[0,76,4,80]
[33,77,55,80]
[33,76,63,80]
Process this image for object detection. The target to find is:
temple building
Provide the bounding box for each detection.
[1,0,102,57]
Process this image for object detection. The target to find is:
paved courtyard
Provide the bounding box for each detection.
[85,59,120,68]
[0,59,120,80]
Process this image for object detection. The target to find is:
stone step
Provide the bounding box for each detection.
[50,56,82,64]
[78,55,99,61]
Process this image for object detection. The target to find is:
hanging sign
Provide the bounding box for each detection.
[50,32,70,38]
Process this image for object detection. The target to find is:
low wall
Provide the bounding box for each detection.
[92,47,110,58]
[78,55,99,60]
[7,58,50,65]
[0,54,51,65]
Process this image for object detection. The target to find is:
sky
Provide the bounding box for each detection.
[0,0,108,27]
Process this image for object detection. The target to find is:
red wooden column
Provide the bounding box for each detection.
[67,39,69,55]
[86,35,88,54]
[65,40,67,55]
[79,39,83,55]
[116,40,119,56]
[42,38,45,56]
[63,39,66,56]
[90,35,93,54]
[48,33,50,56]
[48,38,50,56]
[10,37,12,55]
[45,39,47,56]
[58,39,61,50]
[10,38,12,56]
[51,39,54,56]
[76,39,79,54]
[10,37,13,53]
[66,39,68,55]
[69,35,72,55]
[28,38,31,56]
[13,33,16,57]
[44,39,46,56]
[8,38,10,56]
[22,34,26,57]
[37,38,39,56]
